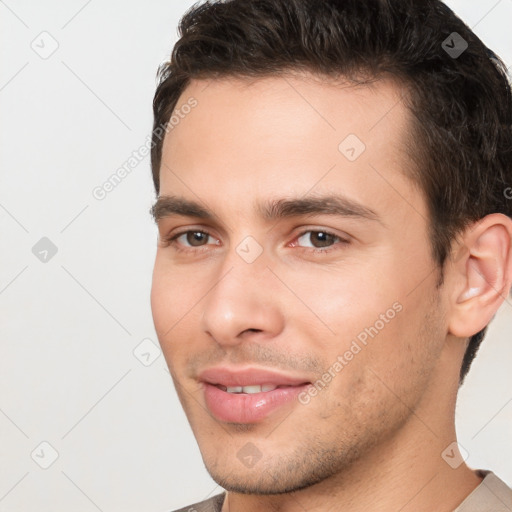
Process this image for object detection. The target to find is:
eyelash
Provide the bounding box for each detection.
[160,229,350,255]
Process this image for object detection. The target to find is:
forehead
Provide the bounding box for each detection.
[166,72,410,142]
[158,73,425,225]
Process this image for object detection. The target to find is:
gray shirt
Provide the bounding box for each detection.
[171,471,512,512]
[454,471,512,511]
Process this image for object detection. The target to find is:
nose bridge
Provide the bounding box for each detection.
[200,242,281,344]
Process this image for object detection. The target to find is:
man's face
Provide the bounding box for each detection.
[151,74,448,493]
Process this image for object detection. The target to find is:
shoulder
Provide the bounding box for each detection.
[169,492,226,512]
[454,471,512,511]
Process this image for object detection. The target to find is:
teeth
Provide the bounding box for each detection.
[243,385,263,394]
[224,384,279,394]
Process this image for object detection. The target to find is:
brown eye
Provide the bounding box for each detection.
[184,231,209,246]
[297,231,339,248]
[164,229,221,251]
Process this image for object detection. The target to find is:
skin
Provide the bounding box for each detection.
[150,73,512,511]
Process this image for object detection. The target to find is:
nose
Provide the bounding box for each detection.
[200,251,285,347]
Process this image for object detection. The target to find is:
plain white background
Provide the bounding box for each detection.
[1,1,511,510]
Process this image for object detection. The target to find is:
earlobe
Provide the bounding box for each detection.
[448,215,512,337]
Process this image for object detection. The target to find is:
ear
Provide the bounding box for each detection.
[448,213,512,338]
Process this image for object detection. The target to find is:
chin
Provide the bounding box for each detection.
[206,467,323,495]
[201,444,355,496]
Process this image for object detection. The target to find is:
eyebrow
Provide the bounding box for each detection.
[150,194,382,225]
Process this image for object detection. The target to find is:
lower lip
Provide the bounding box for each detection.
[203,383,309,423]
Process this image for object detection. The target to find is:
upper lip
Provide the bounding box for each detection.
[199,366,311,387]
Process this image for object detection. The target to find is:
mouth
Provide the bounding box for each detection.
[199,367,311,423]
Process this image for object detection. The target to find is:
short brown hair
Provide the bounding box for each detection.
[151,0,512,383]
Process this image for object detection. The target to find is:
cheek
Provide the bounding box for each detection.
[150,257,201,335]
[282,262,401,347]
[328,294,443,422]
[150,270,173,338]
[288,260,437,388]
[150,261,193,369]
